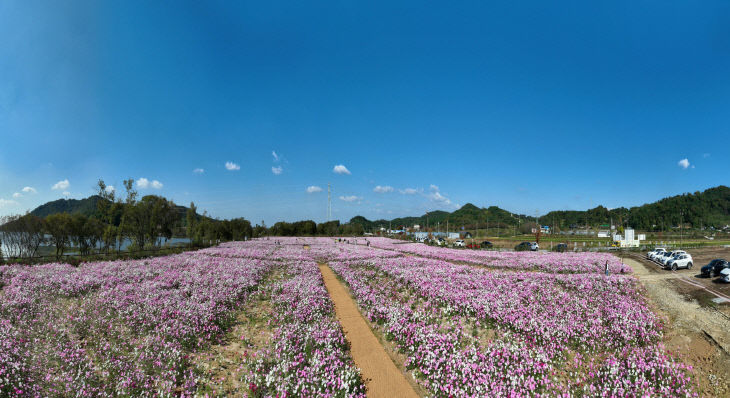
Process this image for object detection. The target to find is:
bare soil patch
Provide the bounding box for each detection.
[192,271,280,396]
[624,258,730,396]
[319,264,419,398]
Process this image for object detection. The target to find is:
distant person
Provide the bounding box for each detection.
[605,260,609,276]
[367,240,370,247]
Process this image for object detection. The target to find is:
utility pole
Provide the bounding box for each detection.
[680,210,684,248]
[327,183,332,222]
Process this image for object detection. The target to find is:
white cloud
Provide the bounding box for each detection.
[12,192,22,198]
[306,186,322,193]
[136,178,150,188]
[105,185,115,193]
[136,178,163,189]
[271,166,283,175]
[703,153,710,158]
[339,195,362,202]
[21,186,37,194]
[427,184,452,205]
[333,164,351,175]
[225,161,240,171]
[399,188,420,195]
[0,198,18,208]
[51,179,70,190]
[373,185,394,193]
[193,168,205,174]
[677,158,690,169]
[272,151,279,161]
[62,191,70,197]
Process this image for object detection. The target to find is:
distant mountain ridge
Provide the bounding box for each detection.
[350,185,730,231]
[29,195,207,225]
[30,196,103,218]
[26,186,730,231]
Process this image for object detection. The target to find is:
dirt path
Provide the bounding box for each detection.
[318,264,419,398]
[624,258,730,395]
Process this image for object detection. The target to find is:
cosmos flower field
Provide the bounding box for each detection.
[0,237,696,396]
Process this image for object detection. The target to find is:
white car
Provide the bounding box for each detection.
[663,250,687,266]
[720,268,730,283]
[655,251,673,264]
[530,242,539,251]
[453,239,466,247]
[666,254,693,270]
[659,250,685,265]
[648,248,666,260]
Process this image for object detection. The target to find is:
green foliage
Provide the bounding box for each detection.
[30,196,104,219]
[45,212,72,259]
[541,186,730,230]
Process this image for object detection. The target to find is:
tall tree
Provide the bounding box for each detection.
[186,202,198,243]
[45,213,72,260]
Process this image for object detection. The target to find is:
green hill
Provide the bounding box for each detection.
[29,195,209,226]
[30,196,104,218]
[352,185,730,232]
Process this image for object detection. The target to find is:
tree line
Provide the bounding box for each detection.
[0,179,254,260]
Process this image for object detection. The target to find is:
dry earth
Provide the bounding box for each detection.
[624,258,730,395]
[319,264,419,398]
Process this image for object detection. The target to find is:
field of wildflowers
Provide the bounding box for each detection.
[0,236,696,396]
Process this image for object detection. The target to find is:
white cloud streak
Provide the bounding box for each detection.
[136,178,163,189]
[0,198,18,208]
[339,195,362,202]
[373,185,394,193]
[272,151,279,161]
[193,168,205,174]
[333,164,351,175]
[427,184,452,205]
[306,186,322,193]
[677,158,690,169]
[21,186,37,194]
[51,179,70,190]
[399,188,420,195]
[271,166,283,175]
[12,192,22,198]
[225,161,240,171]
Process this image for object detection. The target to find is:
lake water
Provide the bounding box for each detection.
[1,233,191,259]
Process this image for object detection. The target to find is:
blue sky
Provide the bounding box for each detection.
[1,1,729,224]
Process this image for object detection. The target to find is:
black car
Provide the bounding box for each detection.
[554,243,568,252]
[480,241,493,249]
[701,259,730,277]
[515,241,531,251]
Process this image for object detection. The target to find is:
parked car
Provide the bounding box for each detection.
[453,239,466,248]
[701,259,730,277]
[655,251,674,265]
[436,237,446,246]
[667,250,688,265]
[554,243,568,252]
[648,248,666,260]
[658,250,686,266]
[666,254,693,271]
[480,241,493,249]
[466,243,480,249]
[515,241,532,251]
[530,242,539,251]
[720,268,730,283]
